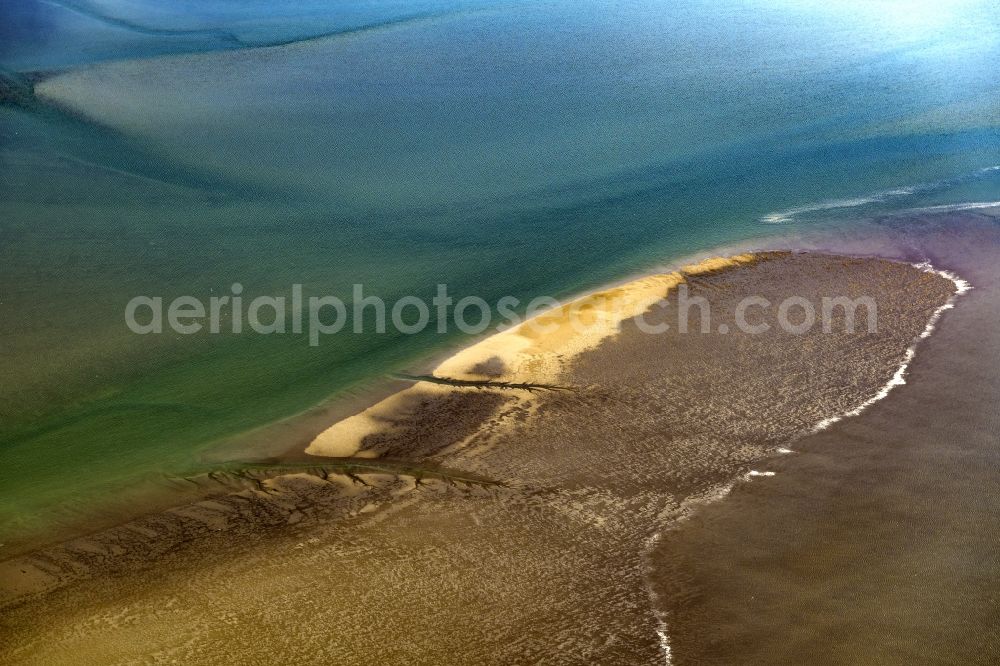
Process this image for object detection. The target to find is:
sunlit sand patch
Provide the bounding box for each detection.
[307,254,765,458]
[438,253,764,384]
[307,385,454,458]
[680,253,758,276]
[0,250,967,665]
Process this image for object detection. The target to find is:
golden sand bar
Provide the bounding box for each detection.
[307,254,759,458]
[0,252,963,665]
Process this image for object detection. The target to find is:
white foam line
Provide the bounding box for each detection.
[643,466,783,661]
[643,519,677,665]
[639,262,971,664]
[812,262,971,433]
[641,483,735,665]
[761,195,890,224]
[642,524,674,665]
[760,186,934,224]
[760,166,1000,224]
[904,200,1000,215]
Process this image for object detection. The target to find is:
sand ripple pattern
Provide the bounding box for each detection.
[0,253,959,665]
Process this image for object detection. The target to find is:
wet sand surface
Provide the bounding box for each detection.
[0,251,962,664]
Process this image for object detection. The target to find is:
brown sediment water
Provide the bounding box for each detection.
[651,212,1000,665]
[0,250,963,664]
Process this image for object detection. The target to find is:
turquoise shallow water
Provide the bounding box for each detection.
[1,0,999,544]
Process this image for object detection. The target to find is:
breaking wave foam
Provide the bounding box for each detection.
[761,166,1000,224]
[641,484,736,665]
[904,200,1000,215]
[643,260,969,663]
[811,262,971,433]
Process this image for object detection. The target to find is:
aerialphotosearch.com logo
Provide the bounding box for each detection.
[125,283,878,346]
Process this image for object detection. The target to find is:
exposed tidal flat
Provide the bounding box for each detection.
[4,0,1000,548]
[3,0,1000,661]
[650,212,1000,665]
[0,247,967,663]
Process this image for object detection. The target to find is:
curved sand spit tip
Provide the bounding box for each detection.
[307,253,761,458]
